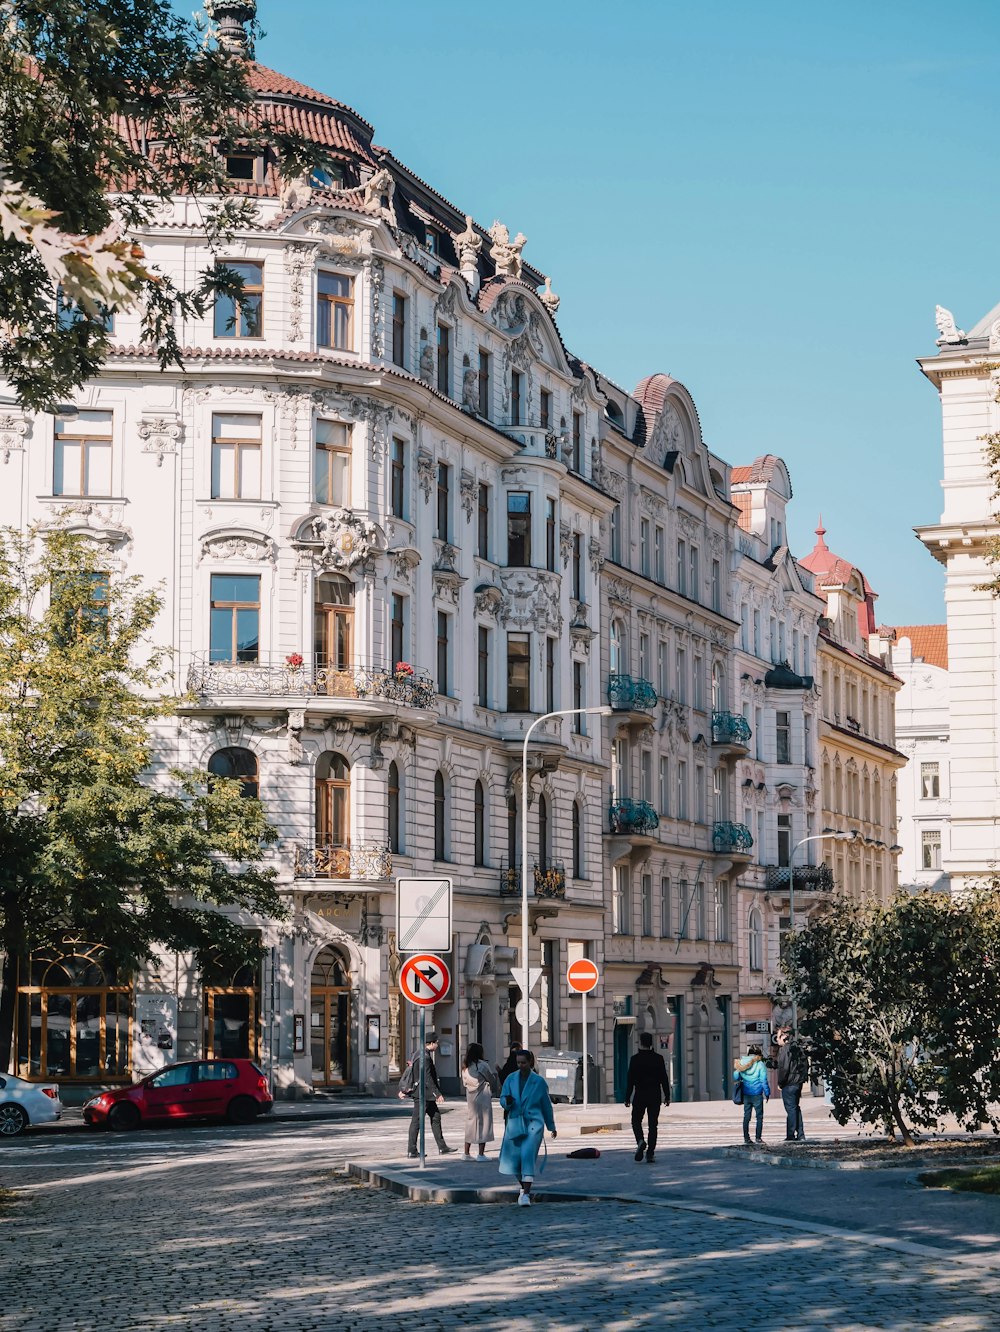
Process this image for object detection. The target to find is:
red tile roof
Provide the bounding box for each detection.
[633,372,677,420]
[733,492,752,532]
[730,465,751,484]
[729,455,786,488]
[891,624,948,670]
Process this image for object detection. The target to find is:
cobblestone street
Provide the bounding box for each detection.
[2,1112,999,1331]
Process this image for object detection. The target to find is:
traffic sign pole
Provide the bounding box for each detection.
[418,1008,426,1170]
[566,958,600,1108]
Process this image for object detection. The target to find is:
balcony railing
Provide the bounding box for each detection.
[711,711,752,748]
[765,863,835,893]
[607,674,658,712]
[293,839,392,881]
[499,861,567,899]
[608,797,660,836]
[712,821,754,855]
[187,656,435,709]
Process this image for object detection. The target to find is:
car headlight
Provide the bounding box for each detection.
[85,1095,109,1110]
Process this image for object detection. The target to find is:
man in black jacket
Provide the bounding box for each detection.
[775,1025,808,1141]
[624,1031,671,1163]
[400,1032,455,1157]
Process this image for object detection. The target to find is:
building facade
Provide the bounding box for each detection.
[890,628,950,893]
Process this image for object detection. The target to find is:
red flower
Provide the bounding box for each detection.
[394,661,414,676]
[285,653,304,668]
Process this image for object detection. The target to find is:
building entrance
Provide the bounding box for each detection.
[310,946,351,1085]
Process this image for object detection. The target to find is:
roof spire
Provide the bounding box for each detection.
[205,1,257,57]
[814,514,828,551]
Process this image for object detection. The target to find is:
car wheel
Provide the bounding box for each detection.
[108,1102,140,1132]
[0,1104,28,1137]
[226,1095,258,1125]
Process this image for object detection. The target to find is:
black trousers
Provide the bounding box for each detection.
[408,1098,447,1153]
[631,1096,662,1152]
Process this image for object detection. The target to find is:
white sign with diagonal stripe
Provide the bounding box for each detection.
[395,877,452,953]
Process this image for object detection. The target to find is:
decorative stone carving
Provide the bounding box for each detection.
[559,523,573,569]
[286,709,305,764]
[488,220,526,279]
[279,172,312,212]
[200,532,273,563]
[638,487,664,517]
[362,166,396,222]
[369,257,385,359]
[678,510,700,538]
[416,447,434,501]
[45,502,133,560]
[989,319,1000,353]
[137,415,182,467]
[388,546,421,582]
[0,413,28,463]
[306,510,382,571]
[433,545,465,604]
[454,214,482,269]
[498,569,562,633]
[935,304,966,345]
[419,340,434,384]
[590,443,609,491]
[604,470,625,499]
[461,367,479,414]
[606,575,631,606]
[474,582,504,617]
[539,276,560,315]
[650,402,683,461]
[459,469,476,520]
[303,214,369,257]
[588,537,604,574]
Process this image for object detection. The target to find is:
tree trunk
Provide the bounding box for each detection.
[888,1095,915,1148]
[0,945,18,1074]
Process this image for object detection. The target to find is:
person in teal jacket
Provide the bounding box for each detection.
[734,1044,770,1144]
[498,1050,557,1206]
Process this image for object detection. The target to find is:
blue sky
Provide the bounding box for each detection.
[202,1,1000,623]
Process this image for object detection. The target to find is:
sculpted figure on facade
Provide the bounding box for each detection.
[309,510,381,570]
[989,318,1000,353]
[362,166,396,221]
[418,340,434,384]
[934,304,966,345]
[539,275,560,315]
[462,366,479,413]
[488,220,526,279]
[453,214,482,272]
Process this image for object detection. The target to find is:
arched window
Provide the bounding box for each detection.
[208,746,259,799]
[434,770,447,861]
[571,801,583,879]
[862,769,871,824]
[537,793,549,870]
[748,908,763,971]
[316,752,350,851]
[314,573,354,676]
[310,946,351,1085]
[712,662,725,714]
[474,780,486,866]
[609,620,625,676]
[388,761,401,854]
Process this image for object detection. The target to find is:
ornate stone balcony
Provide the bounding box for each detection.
[608,797,660,836]
[711,711,751,757]
[499,861,567,900]
[711,821,754,859]
[607,674,658,714]
[184,656,436,719]
[293,839,392,883]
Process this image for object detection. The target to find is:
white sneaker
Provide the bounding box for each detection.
[517,1191,532,1206]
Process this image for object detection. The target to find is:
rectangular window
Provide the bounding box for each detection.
[714,882,730,941]
[640,518,651,577]
[572,412,583,472]
[755,707,763,760]
[676,647,687,704]
[676,539,687,595]
[225,152,257,180]
[922,829,942,871]
[546,637,556,714]
[214,260,263,338]
[573,661,584,732]
[507,492,531,566]
[713,767,725,822]
[639,633,651,684]
[695,881,707,939]
[677,759,688,820]
[391,292,407,367]
[711,559,721,612]
[693,655,704,711]
[210,573,260,662]
[391,593,406,667]
[660,876,671,938]
[312,419,350,506]
[474,349,490,418]
[478,626,491,708]
[572,533,583,601]
[317,271,353,350]
[540,388,552,430]
[610,504,622,563]
[391,437,407,519]
[640,749,653,803]
[753,609,761,656]
[777,813,792,868]
[804,714,812,767]
[437,611,450,695]
[659,756,670,817]
[689,546,699,602]
[658,641,669,698]
[53,410,112,497]
[477,483,491,559]
[437,323,451,395]
[546,498,557,572]
[921,762,940,799]
[695,765,706,823]
[641,873,653,937]
[776,711,791,764]
[613,864,631,936]
[511,370,523,425]
[436,463,451,541]
[740,605,749,651]
[654,525,665,583]
[678,879,690,938]
[540,940,556,1047]
[507,633,531,711]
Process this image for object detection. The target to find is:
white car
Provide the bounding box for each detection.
[0,1073,62,1136]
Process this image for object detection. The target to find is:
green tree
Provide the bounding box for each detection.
[783,890,1000,1146]
[0,0,320,412]
[0,526,282,1068]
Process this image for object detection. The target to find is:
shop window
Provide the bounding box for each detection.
[16,941,130,1081]
[201,942,261,1062]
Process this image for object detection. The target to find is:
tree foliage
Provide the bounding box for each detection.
[0,0,322,411]
[783,890,1000,1145]
[0,526,282,1065]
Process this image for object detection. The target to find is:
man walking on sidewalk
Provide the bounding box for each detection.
[776,1025,808,1141]
[400,1032,455,1157]
[624,1032,671,1162]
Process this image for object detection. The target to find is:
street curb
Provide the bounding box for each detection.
[346,1162,605,1206]
[715,1146,948,1173]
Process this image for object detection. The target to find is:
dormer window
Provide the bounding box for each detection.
[425,228,439,255]
[225,153,259,181]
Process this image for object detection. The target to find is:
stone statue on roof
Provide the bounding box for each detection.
[488,220,526,280]
[989,318,1000,353]
[362,167,396,221]
[454,215,482,269]
[934,304,966,345]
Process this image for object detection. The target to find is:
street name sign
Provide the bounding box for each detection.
[396,877,452,952]
[399,953,451,1007]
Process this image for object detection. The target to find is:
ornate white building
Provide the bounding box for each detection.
[916,300,1000,893]
[890,628,950,893]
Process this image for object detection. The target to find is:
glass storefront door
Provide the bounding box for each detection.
[205,990,256,1060]
[310,946,351,1086]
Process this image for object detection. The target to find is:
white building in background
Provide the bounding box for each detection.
[916,301,1000,893]
[890,627,950,893]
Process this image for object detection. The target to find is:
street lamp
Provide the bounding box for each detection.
[786,828,855,1035]
[518,706,612,1045]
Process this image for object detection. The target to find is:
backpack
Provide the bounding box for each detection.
[398,1056,418,1097]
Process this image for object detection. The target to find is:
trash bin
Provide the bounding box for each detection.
[573,1054,600,1104]
[537,1050,582,1103]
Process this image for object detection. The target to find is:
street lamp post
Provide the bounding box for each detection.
[518,706,612,1046]
[786,829,854,1036]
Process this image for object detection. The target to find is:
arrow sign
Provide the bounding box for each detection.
[400,952,451,1007]
[510,966,542,993]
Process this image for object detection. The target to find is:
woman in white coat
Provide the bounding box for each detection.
[498,1049,557,1205]
[461,1042,499,1159]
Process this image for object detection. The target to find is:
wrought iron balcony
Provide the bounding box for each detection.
[499,861,567,899]
[607,674,658,713]
[293,839,392,881]
[765,863,835,893]
[712,821,754,855]
[187,656,435,709]
[711,711,752,749]
[608,797,660,836]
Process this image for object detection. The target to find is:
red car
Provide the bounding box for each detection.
[83,1059,273,1130]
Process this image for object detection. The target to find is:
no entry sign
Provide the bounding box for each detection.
[399,953,451,1006]
[567,958,600,994]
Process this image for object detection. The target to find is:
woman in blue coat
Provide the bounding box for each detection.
[499,1049,557,1206]
[734,1043,770,1144]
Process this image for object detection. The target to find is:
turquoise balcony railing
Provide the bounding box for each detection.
[712,821,754,855]
[608,797,660,836]
[607,674,658,712]
[711,711,752,748]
